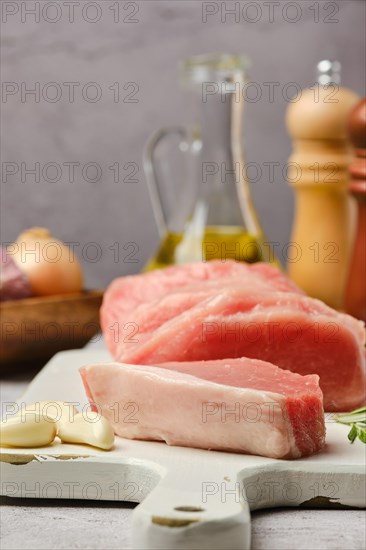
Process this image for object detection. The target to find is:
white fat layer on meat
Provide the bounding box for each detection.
[81,362,307,460]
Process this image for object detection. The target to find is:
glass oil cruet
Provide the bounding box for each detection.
[143,53,273,271]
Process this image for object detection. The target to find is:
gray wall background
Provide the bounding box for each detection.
[2,0,365,288]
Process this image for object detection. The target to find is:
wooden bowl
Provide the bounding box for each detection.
[0,290,104,371]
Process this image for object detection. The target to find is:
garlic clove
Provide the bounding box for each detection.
[0,414,57,448]
[17,401,78,423]
[57,412,114,451]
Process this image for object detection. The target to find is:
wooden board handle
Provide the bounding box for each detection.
[132,469,250,550]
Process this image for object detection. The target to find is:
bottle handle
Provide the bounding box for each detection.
[143,127,189,238]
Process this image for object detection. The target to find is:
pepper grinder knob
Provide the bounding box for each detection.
[317,60,341,85]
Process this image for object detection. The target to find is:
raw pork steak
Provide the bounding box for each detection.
[80,357,325,459]
[101,261,366,412]
[118,288,366,412]
[101,260,303,357]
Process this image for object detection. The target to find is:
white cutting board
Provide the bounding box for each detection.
[1,350,365,550]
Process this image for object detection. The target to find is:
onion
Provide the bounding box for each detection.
[11,228,83,296]
[0,246,33,301]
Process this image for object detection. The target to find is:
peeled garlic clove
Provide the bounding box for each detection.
[57,412,114,451]
[0,414,57,448]
[17,401,78,423]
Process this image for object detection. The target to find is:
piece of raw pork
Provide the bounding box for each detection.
[80,357,325,459]
[101,261,366,412]
[101,260,303,357]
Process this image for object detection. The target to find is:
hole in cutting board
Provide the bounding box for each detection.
[174,506,205,512]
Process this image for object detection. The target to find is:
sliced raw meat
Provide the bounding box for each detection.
[112,276,302,356]
[101,261,303,357]
[80,358,325,459]
[118,289,366,412]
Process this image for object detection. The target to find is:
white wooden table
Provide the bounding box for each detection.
[1,353,365,550]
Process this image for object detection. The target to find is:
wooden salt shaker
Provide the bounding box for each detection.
[345,98,366,322]
[286,61,359,309]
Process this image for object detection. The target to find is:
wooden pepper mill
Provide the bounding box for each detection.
[286,61,359,309]
[345,98,366,322]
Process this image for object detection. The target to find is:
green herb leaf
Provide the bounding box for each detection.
[347,406,366,416]
[347,424,358,443]
[357,426,366,444]
[335,405,366,445]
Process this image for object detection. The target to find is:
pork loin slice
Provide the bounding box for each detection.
[80,358,325,460]
[101,261,303,357]
[109,277,300,356]
[118,289,366,412]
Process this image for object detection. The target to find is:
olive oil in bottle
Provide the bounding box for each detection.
[144,226,270,271]
[143,54,275,271]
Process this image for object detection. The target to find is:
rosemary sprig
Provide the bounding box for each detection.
[335,406,366,444]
